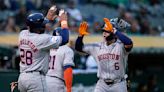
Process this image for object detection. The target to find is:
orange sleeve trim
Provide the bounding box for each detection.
[64,67,73,92]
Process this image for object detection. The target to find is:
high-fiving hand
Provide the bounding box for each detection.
[103,18,114,33]
[78,22,89,36]
[110,18,131,29]
[46,5,58,21]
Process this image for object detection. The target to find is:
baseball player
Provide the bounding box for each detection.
[46,8,74,92]
[75,18,133,92]
[46,27,74,92]
[18,12,69,92]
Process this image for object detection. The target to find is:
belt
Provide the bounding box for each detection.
[103,77,125,85]
[25,71,45,75]
[49,76,65,83]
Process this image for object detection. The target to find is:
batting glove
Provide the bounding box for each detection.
[103,18,114,33]
[110,18,131,29]
[46,5,58,21]
[78,21,89,36]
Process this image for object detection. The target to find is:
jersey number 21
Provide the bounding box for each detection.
[49,56,56,69]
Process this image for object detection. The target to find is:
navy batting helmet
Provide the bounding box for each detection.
[52,27,69,45]
[52,27,62,36]
[26,13,47,33]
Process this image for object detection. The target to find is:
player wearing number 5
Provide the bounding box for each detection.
[75,18,133,92]
[18,12,69,92]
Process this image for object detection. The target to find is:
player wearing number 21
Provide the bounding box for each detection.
[46,8,74,92]
[75,18,133,92]
[46,27,74,92]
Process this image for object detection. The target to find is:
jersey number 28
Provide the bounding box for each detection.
[20,49,33,65]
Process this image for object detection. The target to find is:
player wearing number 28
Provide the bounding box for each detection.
[18,13,69,92]
[75,18,133,92]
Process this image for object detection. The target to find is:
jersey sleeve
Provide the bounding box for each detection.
[38,34,62,50]
[63,48,75,67]
[119,41,130,55]
[82,43,98,55]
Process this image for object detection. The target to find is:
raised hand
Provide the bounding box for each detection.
[78,22,89,36]
[46,5,58,21]
[103,18,114,33]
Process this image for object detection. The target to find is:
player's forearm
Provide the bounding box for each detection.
[114,29,133,51]
[114,29,133,45]
[64,67,73,92]
[75,36,84,52]
[60,28,69,46]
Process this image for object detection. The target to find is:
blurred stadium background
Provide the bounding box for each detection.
[0,0,164,92]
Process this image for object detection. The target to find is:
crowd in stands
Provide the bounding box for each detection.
[0,0,163,91]
[0,0,163,35]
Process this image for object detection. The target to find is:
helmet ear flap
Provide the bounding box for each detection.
[53,27,62,36]
[26,19,32,27]
[53,30,57,36]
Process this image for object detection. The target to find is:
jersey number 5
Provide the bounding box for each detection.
[20,49,33,65]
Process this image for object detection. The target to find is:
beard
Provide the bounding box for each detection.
[105,33,115,41]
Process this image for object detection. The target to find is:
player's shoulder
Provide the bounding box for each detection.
[58,45,74,55]
[115,39,123,44]
[59,45,73,54]
[60,45,73,52]
[114,39,124,48]
[19,30,30,39]
[36,33,53,42]
[86,42,101,47]
[40,33,52,38]
[19,29,29,35]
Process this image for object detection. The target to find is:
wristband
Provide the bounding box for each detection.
[61,20,68,28]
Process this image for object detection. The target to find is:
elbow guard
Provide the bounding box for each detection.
[53,27,69,45]
[75,36,84,51]
[115,30,133,45]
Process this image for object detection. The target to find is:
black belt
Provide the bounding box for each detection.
[25,71,45,75]
[49,76,65,83]
[103,78,125,85]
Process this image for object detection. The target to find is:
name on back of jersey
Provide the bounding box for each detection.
[19,39,38,52]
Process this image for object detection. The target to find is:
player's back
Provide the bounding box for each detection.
[46,45,74,79]
[19,30,60,75]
